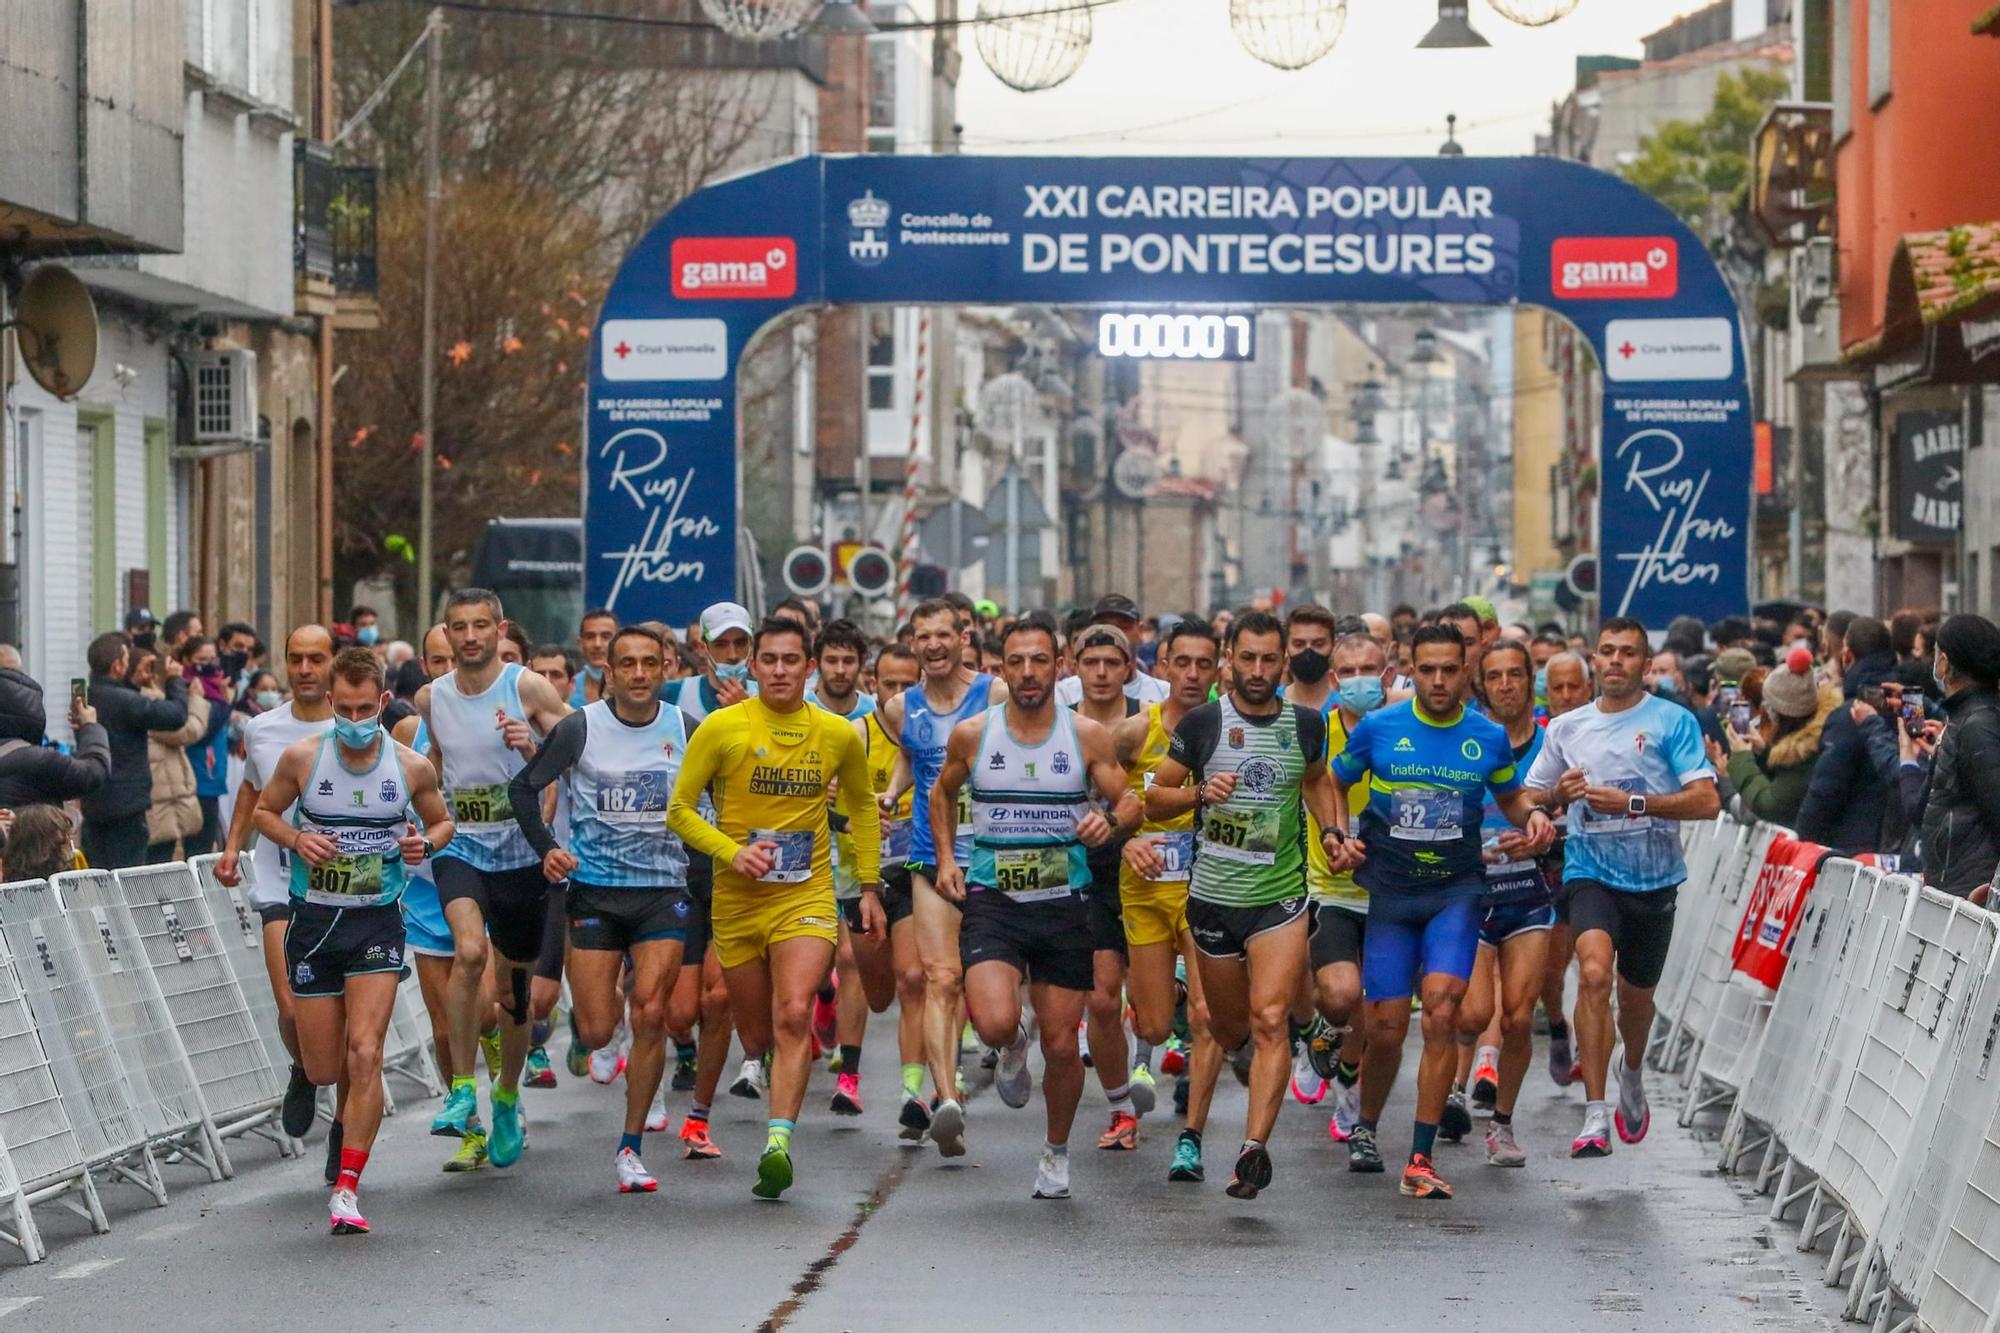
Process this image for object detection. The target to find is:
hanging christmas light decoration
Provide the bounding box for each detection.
[1229,0,1347,71]
[974,0,1093,93]
[1485,0,1580,26]
[695,0,821,43]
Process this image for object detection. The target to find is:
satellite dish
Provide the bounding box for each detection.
[9,266,98,401]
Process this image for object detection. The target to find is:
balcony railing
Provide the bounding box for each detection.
[331,165,379,296]
[294,139,335,284]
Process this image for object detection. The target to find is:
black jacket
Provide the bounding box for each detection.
[1795,651,1900,853]
[79,672,188,823]
[0,668,111,807]
[1919,687,2000,899]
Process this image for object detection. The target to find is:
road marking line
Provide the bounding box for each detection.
[0,1298,40,1318]
[51,1257,124,1280]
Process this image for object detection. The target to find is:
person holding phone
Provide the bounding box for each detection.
[0,662,110,810]
[1796,616,1901,854]
[1708,648,1838,828]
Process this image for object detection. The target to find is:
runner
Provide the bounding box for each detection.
[930,614,1141,1198]
[667,616,884,1199]
[1068,623,1153,1149]
[1053,595,1171,707]
[508,623,691,1193]
[1144,610,1346,1200]
[523,643,580,1090]
[215,625,340,1165]
[1330,624,1555,1200]
[1456,639,1559,1167]
[1117,617,1226,1182]
[874,598,1006,1157]
[573,608,618,707]
[843,643,928,1132]
[1537,649,1595,1087]
[417,588,572,1169]
[1275,604,1338,1110]
[252,648,454,1234]
[1523,618,1719,1158]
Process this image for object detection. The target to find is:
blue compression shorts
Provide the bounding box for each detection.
[1362,877,1484,1001]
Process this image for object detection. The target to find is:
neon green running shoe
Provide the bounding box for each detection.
[443,1127,488,1172]
[752,1146,794,1200]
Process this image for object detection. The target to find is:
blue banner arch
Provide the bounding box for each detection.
[588,155,1751,629]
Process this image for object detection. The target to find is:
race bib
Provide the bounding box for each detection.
[305,853,386,900]
[450,782,514,827]
[882,816,913,864]
[1200,804,1279,865]
[992,845,1073,902]
[596,770,668,824]
[1390,789,1463,843]
[1152,830,1195,883]
[751,828,815,883]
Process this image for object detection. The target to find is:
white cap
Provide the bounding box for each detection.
[700,602,754,640]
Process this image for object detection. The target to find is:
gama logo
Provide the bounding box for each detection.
[670,237,797,299]
[1550,236,1678,300]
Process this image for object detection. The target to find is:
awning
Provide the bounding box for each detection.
[1843,223,2000,383]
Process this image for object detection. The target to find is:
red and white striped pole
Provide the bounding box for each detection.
[892,310,931,625]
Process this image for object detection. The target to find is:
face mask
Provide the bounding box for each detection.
[1534,667,1548,700]
[585,663,605,682]
[1338,676,1386,714]
[1934,652,1950,697]
[255,689,283,710]
[355,625,380,646]
[1653,679,1678,699]
[715,660,751,685]
[333,713,381,748]
[1288,649,1330,686]
[196,661,221,677]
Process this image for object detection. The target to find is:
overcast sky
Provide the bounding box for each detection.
[953,0,1727,157]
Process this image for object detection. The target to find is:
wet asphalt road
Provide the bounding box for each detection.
[2,1013,1848,1332]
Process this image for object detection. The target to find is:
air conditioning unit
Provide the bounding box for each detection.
[192,348,259,444]
[1795,238,1834,323]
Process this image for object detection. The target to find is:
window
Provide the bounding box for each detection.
[867,308,895,411]
[868,37,898,154]
[1866,0,1891,107]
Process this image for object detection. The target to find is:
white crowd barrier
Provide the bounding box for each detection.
[1659,808,2000,1333]
[0,856,445,1263]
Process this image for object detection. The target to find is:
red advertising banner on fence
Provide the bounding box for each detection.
[1733,832,1830,992]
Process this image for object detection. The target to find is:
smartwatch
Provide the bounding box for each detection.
[1322,827,1348,845]
[1627,794,1648,817]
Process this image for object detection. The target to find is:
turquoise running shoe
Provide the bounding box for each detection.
[431,1083,477,1138]
[488,1097,525,1168]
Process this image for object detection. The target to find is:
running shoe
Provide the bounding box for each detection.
[524,1045,557,1089]
[897,1094,933,1142]
[979,1046,999,1071]
[1128,1064,1158,1115]
[1303,1016,1340,1082]
[1568,1059,1584,1085]
[1470,1046,1499,1113]
[282,1063,316,1139]
[590,1045,628,1086]
[1159,1037,1189,1078]
[730,1055,768,1099]
[930,1097,968,1158]
[567,1038,592,1080]
[431,1084,478,1138]
[1616,1084,1651,1144]
[752,1146,794,1200]
[1225,1142,1273,1199]
[616,1147,659,1194]
[1439,1088,1473,1143]
[645,1088,671,1133]
[1229,1042,1253,1087]
[995,1023,1034,1109]
[1167,1131,1204,1183]
[1327,1079,1361,1143]
[1486,1120,1526,1167]
[670,1049,696,1092]
[812,993,838,1053]
[329,1186,368,1235]
[831,1072,864,1116]
[488,1099,525,1169]
[1571,1104,1613,1158]
[1097,1110,1140,1151]
[1399,1153,1453,1199]
[480,1028,503,1080]
[1347,1123,1384,1173]
[679,1119,720,1161]
[324,1119,344,1186]
[442,1129,488,1172]
[1291,1046,1328,1105]
[1032,1146,1071,1200]
[1548,1031,1576,1087]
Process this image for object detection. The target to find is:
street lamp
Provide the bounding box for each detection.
[1416,0,1489,47]
[1438,113,1465,157]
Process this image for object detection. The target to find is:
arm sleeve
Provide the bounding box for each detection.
[1295,706,1327,769]
[668,711,742,865]
[1167,706,1217,784]
[832,727,881,886]
[1330,713,1370,785]
[509,711,587,859]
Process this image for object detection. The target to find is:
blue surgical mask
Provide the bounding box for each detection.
[333,713,381,748]
[1534,667,1549,701]
[355,624,380,646]
[715,660,751,685]
[1338,676,1385,714]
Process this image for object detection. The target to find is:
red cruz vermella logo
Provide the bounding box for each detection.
[1550,236,1678,300]
[670,237,797,299]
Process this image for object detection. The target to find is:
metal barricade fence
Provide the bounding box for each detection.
[0,906,104,1263]
[110,863,289,1155]
[1680,823,1791,1125]
[189,853,294,1088]
[1658,820,1766,1079]
[1647,816,1737,1070]
[51,871,230,1183]
[386,969,444,1101]
[1916,1044,2000,1332]
[0,878,165,1207]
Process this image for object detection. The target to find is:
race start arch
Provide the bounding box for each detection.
[587,155,1751,629]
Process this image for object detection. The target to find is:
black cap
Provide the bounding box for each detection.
[1092,594,1141,623]
[124,607,157,632]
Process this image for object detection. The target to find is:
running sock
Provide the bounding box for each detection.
[1491,1110,1513,1127]
[1585,1097,1612,1131]
[493,1085,519,1109]
[1044,1141,1069,1157]
[1335,1060,1360,1087]
[816,981,836,1003]
[1104,1082,1133,1116]
[1132,1038,1154,1068]
[766,1118,795,1153]
[1412,1121,1439,1158]
[450,1075,475,1096]
[901,1062,925,1098]
[1547,1017,1569,1041]
[688,1101,711,1125]
[839,1044,863,1073]
[675,1038,696,1061]
[336,1147,368,1192]
[531,1018,553,1046]
[1357,1117,1378,1134]
[619,1132,643,1157]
